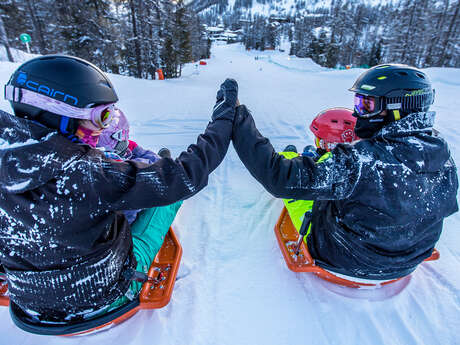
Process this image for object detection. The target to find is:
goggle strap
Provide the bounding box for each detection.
[5,85,20,102]
[5,85,91,120]
[315,137,321,149]
[386,92,432,112]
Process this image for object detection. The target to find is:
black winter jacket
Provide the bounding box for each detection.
[0,110,232,320]
[232,106,458,279]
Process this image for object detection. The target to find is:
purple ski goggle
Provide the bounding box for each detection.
[354,93,383,118]
[5,85,115,128]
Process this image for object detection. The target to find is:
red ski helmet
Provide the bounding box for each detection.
[309,107,358,151]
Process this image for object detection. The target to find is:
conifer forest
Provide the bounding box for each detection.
[1,0,458,79]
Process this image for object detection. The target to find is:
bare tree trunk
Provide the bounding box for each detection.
[438,1,459,65]
[401,0,417,62]
[412,0,429,67]
[25,0,47,54]
[0,15,14,62]
[425,0,450,66]
[129,0,142,78]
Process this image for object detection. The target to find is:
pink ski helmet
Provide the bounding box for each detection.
[309,107,358,151]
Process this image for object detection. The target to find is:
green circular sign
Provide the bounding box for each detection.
[19,33,31,43]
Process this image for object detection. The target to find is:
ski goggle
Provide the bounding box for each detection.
[354,93,382,118]
[89,103,115,129]
[315,137,337,152]
[5,85,115,128]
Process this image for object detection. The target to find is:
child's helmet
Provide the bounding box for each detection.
[98,108,130,155]
[309,107,358,151]
[4,55,118,135]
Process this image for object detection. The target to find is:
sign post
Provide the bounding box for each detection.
[19,33,31,54]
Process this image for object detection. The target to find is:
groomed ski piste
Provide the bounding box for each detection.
[0,43,459,345]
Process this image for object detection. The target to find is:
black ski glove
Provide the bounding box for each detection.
[212,78,238,122]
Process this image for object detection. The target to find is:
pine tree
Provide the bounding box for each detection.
[0,14,13,62]
[437,1,459,66]
[0,0,29,53]
[175,0,192,77]
[368,40,383,67]
[424,0,450,67]
[24,0,48,54]
[127,0,143,78]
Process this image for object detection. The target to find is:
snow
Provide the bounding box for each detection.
[4,180,31,192]
[0,46,39,63]
[0,44,459,344]
[0,138,38,149]
[0,132,55,149]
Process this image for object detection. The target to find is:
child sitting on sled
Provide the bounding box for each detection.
[75,108,182,307]
[3,53,239,324]
[279,108,358,237]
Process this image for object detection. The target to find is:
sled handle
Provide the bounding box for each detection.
[294,210,312,255]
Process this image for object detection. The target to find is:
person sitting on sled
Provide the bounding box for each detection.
[0,55,238,321]
[74,108,182,307]
[78,106,180,221]
[279,108,358,235]
[232,64,458,280]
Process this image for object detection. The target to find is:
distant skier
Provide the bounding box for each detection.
[0,55,238,321]
[279,108,359,234]
[232,64,459,280]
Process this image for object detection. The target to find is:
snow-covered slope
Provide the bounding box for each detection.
[0,46,38,63]
[0,44,459,345]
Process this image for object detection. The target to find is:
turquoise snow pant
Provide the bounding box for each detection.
[107,201,182,311]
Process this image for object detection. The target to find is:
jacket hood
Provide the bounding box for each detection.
[0,110,84,194]
[375,111,451,173]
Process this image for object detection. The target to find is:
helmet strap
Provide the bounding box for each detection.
[60,116,70,134]
[315,137,321,149]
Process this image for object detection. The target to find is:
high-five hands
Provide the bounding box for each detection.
[212,78,239,121]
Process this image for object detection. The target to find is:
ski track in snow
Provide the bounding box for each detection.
[0,44,459,345]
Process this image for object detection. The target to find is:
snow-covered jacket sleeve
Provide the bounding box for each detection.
[88,117,233,210]
[232,105,361,200]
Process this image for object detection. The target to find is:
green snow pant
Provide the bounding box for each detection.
[107,201,182,311]
[278,151,313,243]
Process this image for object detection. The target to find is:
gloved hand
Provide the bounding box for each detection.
[302,145,319,159]
[212,78,239,121]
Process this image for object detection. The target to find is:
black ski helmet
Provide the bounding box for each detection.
[349,64,435,119]
[5,55,118,135]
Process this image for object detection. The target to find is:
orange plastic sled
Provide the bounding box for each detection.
[1,227,182,336]
[0,272,8,306]
[274,207,440,288]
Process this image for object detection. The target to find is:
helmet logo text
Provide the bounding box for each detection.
[16,71,78,106]
[404,89,430,97]
[16,72,27,86]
